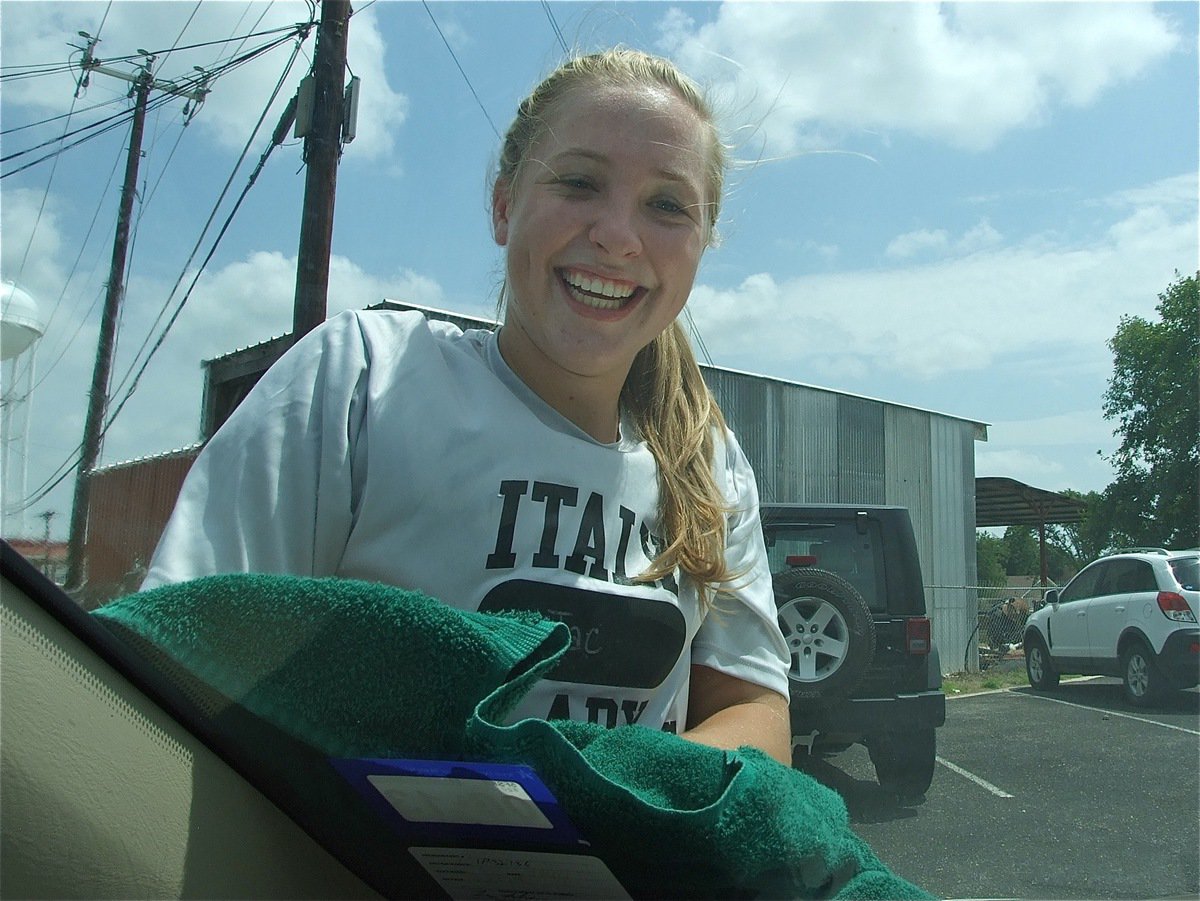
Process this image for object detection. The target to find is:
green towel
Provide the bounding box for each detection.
[95,573,933,900]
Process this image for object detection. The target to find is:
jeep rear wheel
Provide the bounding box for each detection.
[772,568,875,700]
[867,727,936,804]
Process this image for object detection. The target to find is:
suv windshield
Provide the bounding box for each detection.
[763,519,886,613]
[1169,557,1200,591]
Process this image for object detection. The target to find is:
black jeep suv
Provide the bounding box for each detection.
[760,504,946,802]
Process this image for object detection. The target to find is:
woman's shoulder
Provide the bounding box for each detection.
[327,308,494,359]
[333,308,461,341]
[711,422,751,471]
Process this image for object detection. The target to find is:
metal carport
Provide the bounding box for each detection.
[975,476,1088,583]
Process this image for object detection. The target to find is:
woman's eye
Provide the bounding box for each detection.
[558,176,595,191]
[652,197,689,216]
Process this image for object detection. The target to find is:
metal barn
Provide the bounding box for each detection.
[700,366,987,676]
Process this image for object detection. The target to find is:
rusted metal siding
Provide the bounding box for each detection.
[84,446,201,599]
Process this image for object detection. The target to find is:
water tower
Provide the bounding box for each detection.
[2,280,46,538]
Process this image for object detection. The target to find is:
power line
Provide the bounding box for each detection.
[422,0,500,141]
[0,96,129,136]
[684,307,715,368]
[2,24,311,181]
[6,14,317,517]
[107,33,309,422]
[540,1,569,55]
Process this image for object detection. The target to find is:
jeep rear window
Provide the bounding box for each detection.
[762,520,886,612]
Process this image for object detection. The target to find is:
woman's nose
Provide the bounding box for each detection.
[588,201,642,258]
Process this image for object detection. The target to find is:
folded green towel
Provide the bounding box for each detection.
[95,574,934,900]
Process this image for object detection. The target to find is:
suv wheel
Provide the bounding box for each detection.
[1024,634,1059,690]
[772,568,875,700]
[1121,640,1164,707]
[867,727,936,804]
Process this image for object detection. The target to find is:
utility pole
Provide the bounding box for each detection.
[292,0,352,341]
[64,42,209,592]
[39,510,55,579]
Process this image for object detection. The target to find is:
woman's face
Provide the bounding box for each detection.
[493,81,713,400]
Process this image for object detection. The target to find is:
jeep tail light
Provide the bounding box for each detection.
[906,617,931,655]
[786,555,818,567]
[1156,591,1198,623]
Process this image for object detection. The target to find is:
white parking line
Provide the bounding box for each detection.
[935,756,1014,798]
[1013,691,1200,735]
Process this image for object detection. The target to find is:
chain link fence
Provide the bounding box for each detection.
[930,581,1062,673]
[972,582,1060,671]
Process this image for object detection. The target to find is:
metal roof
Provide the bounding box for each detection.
[975,476,1087,527]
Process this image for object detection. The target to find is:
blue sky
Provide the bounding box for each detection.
[1,1,1196,540]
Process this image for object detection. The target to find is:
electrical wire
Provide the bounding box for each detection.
[683,307,715,367]
[540,1,570,55]
[5,152,123,397]
[1,102,155,166]
[2,24,311,180]
[6,14,318,514]
[0,96,130,137]
[422,0,500,140]
[105,31,309,417]
[0,62,81,81]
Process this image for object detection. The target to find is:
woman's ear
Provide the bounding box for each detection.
[491,179,510,246]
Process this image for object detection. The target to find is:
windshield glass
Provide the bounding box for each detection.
[2,4,1196,901]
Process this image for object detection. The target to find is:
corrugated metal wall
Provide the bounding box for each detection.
[704,367,981,674]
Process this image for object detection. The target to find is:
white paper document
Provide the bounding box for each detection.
[411,847,631,900]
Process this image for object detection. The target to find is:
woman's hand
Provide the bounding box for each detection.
[682,664,791,765]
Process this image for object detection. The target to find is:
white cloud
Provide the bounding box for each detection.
[886,228,950,260]
[111,250,448,441]
[957,220,1003,255]
[987,410,1117,449]
[976,410,1121,493]
[3,231,446,535]
[0,1,407,162]
[659,2,1180,153]
[886,220,1003,260]
[975,448,1066,483]
[691,174,1197,383]
[1104,172,1198,210]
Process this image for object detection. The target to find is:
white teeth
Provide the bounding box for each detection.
[562,270,636,305]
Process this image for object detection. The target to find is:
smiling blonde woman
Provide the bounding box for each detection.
[143,48,792,765]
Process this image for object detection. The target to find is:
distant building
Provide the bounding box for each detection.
[6,537,68,585]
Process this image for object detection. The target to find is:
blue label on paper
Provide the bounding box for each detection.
[331,757,587,848]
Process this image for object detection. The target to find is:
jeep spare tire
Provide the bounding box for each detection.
[772,567,875,699]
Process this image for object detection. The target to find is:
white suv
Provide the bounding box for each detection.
[1024,548,1200,706]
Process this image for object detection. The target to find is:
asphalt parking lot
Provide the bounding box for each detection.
[794,677,1200,900]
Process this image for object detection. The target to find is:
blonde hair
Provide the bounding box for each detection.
[494,48,734,609]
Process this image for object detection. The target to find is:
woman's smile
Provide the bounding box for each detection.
[558,267,646,313]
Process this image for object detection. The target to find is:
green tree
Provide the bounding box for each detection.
[1047,490,1114,563]
[1102,271,1199,548]
[1001,526,1039,576]
[976,533,1006,587]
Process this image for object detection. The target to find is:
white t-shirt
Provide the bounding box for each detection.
[143,310,789,732]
